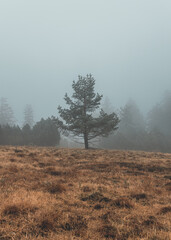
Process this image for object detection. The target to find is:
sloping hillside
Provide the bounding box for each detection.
[0,147,170,239]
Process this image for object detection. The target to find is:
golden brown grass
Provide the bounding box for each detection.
[0,146,170,239]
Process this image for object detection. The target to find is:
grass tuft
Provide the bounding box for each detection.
[99,225,118,239]
[159,206,171,214]
[112,197,133,208]
[45,182,66,194]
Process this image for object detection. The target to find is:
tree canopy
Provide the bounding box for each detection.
[23,104,34,128]
[53,74,119,149]
[0,98,15,126]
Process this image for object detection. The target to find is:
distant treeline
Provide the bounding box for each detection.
[1,92,171,152]
[0,118,60,146]
[100,92,171,153]
[0,98,60,146]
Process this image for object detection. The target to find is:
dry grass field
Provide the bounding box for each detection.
[0,146,170,240]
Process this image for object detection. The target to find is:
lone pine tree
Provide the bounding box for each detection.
[54,74,119,149]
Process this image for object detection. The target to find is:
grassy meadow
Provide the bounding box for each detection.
[0,146,170,239]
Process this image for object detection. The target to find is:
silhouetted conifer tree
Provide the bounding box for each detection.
[0,98,15,126]
[23,104,34,128]
[54,74,119,149]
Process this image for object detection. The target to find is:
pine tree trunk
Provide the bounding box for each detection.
[83,93,89,149]
[84,133,89,149]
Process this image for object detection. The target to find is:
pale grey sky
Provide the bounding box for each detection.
[0,0,171,124]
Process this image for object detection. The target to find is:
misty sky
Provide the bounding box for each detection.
[0,0,171,125]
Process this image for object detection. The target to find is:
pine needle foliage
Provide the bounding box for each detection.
[54,74,119,149]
